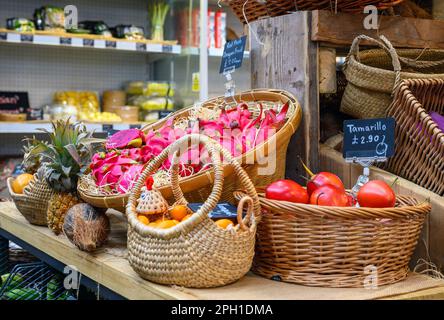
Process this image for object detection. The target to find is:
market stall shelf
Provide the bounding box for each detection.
[1,201,444,300]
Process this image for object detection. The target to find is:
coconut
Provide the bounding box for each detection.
[62,203,110,252]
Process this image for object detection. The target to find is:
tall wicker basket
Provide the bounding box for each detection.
[126,134,260,288]
[342,35,444,119]
[234,189,430,288]
[224,1,405,24]
[7,175,55,226]
[78,89,301,212]
[384,79,444,196]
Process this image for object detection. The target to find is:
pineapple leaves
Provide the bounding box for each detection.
[64,144,81,165]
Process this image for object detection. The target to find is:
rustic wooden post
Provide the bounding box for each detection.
[250,11,320,182]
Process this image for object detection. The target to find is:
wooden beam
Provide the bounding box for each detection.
[250,11,320,182]
[312,10,444,49]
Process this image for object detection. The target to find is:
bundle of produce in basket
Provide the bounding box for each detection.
[63,203,110,252]
[384,79,444,196]
[13,119,101,232]
[224,0,405,24]
[126,134,260,288]
[78,89,301,212]
[342,35,444,119]
[234,167,430,288]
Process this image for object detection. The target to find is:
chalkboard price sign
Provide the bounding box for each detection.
[219,36,246,74]
[343,118,395,162]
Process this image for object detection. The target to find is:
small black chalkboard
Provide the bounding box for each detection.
[20,34,33,42]
[343,118,395,161]
[105,40,116,48]
[60,37,72,45]
[187,202,242,220]
[83,39,94,47]
[158,110,173,119]
[136,43,146,51]
[162,45,173,53]
[0,91,30,113]
[129,124,141,129]
[0,32,7,40]
[219,36,246,74]
[102,124,116,137]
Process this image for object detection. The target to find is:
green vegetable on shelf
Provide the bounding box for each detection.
[2,288,41,300]
[1,273,25,292]
[149,1,169,41]
[6,18,35,32]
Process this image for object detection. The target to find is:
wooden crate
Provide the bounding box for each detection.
[320,144,444,273]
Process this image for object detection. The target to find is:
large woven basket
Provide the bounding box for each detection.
[126,134,260,288]
[384,79,444,196]
[224,1,404,24]
[78,89,301,212]
[234,189,430,288]
[7,175,55,226]
[342,35,444,119]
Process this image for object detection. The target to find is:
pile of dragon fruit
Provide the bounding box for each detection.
[89,102,289,194]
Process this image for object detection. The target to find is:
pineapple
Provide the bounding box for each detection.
[29,119,100,234]
[47,192,80,235]
[21,137,46,174]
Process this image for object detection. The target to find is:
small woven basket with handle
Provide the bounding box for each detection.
[342,35,444,119]
[384,79,444,196]
[235,188,430,288]
[126,134,261,288]
[7,174,55,226]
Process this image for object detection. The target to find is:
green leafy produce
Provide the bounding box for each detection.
[1,273,25,292]
[2,288,40,300]
[149,1,169,41]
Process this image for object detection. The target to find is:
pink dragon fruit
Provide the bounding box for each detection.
[117,164,144,194]
[106,129,146,150]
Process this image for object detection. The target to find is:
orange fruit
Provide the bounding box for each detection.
[11,173,34,194]
[170,205,188,221]
[137,215,150,225]
[158,219,179,229]
[148,221,159,228]
[215,219,234,229]
[181,214,193,222]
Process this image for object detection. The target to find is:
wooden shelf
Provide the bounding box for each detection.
[312,10,444,49]
[1,202,444,300]
[0,121,150,134]
[182,46,250,58]
[0,29,181,55]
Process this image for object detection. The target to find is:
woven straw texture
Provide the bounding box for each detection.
[126,134,260,288]
[224,0,404,24]
[7,175,55,226]
[78,89,301,212]
[342,35,444,119]
[234,189,430,288]
[384,79,444,196]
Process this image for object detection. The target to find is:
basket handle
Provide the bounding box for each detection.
[168,135,261,225]
[344,35,402,91]
[127,134,260,238]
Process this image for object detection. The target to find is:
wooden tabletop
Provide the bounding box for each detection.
[1,201,444,300]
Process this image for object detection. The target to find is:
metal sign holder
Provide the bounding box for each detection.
[346,156,387,203]
[223,66,236,98]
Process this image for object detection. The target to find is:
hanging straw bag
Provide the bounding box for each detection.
[384,79,444,195]
[126,134,260,288]
[7,174,55,226]
[342,35,444,119]
[78,89,301,212]
[234,188,430,288]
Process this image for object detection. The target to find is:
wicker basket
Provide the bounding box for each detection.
[224,1,405,24]
[234,189,430,288]
[7,175,54,226]
[78,89,301,212]
[126,134,260,288]
[384,79,444,196]
[342,35,444,119]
